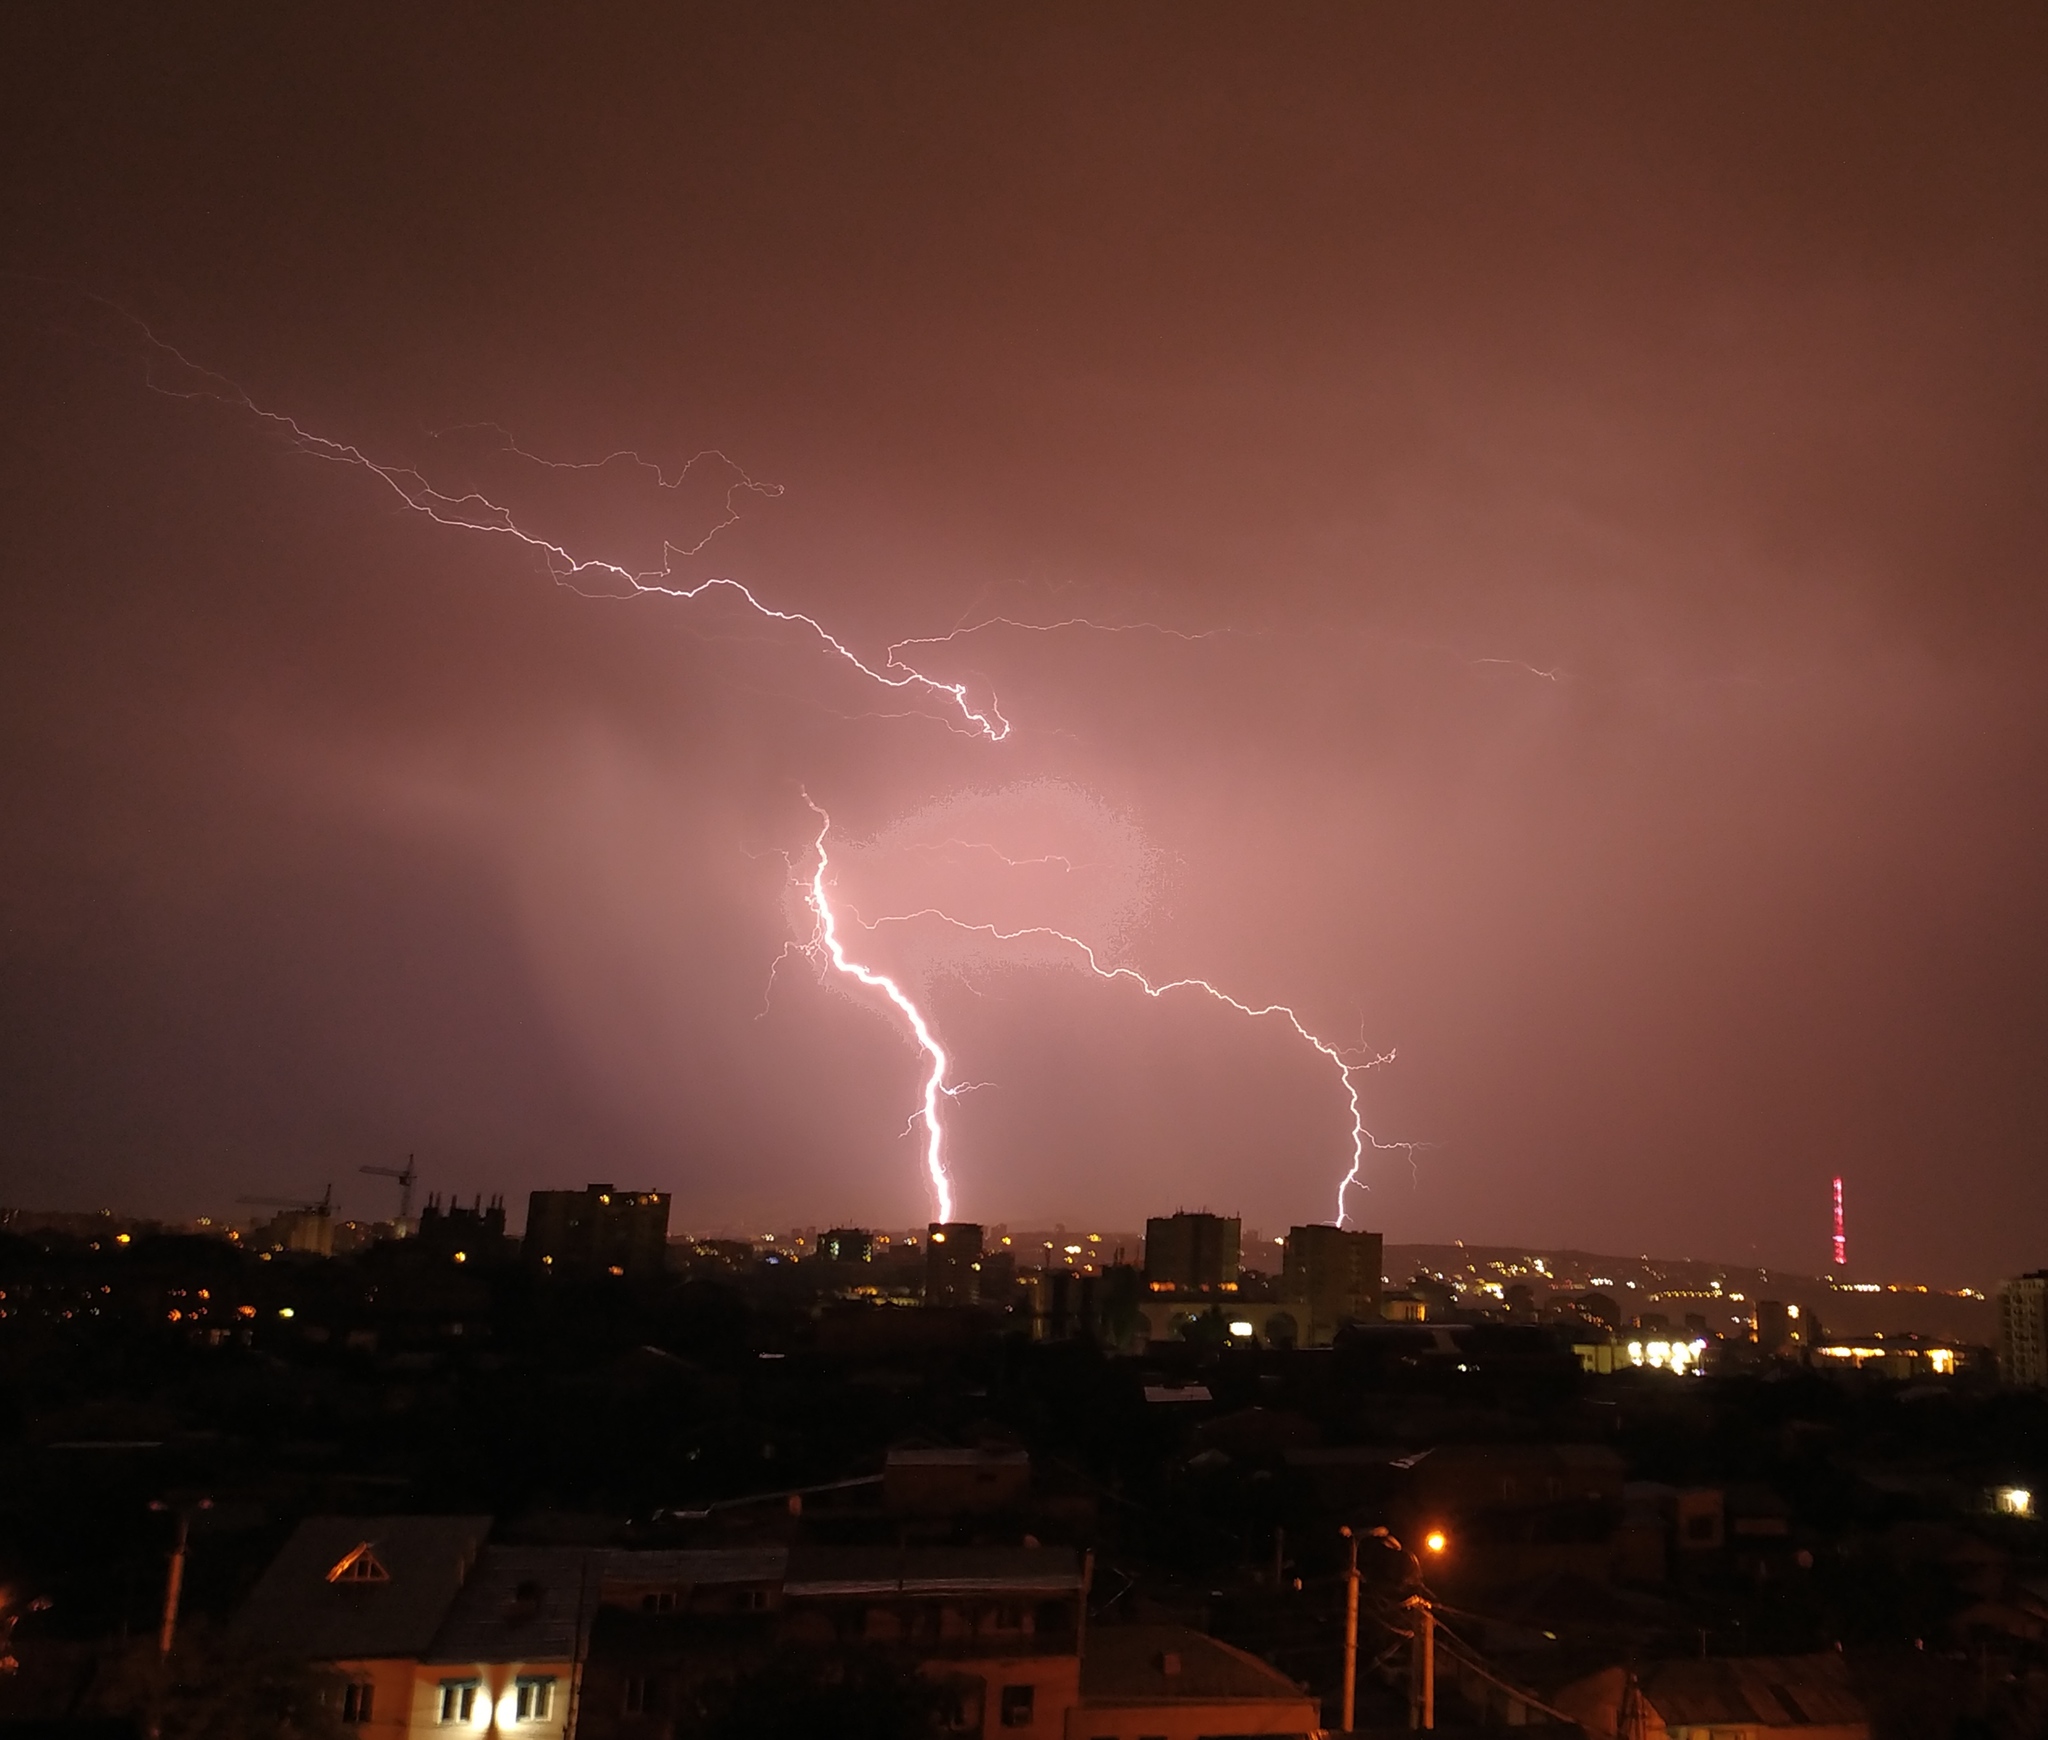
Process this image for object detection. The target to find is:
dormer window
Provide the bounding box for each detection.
[327,1544,390,1584]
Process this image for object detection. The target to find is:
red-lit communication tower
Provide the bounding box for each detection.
[1831,1175,1846,1267]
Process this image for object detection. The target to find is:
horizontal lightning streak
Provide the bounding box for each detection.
[103,309,1022,738]
[895,840,1084,873]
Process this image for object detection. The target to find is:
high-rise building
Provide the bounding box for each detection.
[925,1222,984,1305]
[1997,1272,2048,1387]
[523,1184,670,1278]
[1752,1299,1805,1354]
[1281,1224,1382,1344]
[250,1205,334,1257]
[416,1194,509,1263]
[820,1227,876,1264]
[1143,1211,1240,1293]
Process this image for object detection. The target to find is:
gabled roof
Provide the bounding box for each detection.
[426,1547,601,1665]
[1640,1656,1866,1729]
[240,1516,492,1661]
[1081,1624,1315,1707]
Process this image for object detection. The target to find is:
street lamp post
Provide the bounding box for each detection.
[1364,1526,1446,1732]
[1339,1527,1360,1731]
[1406,1593,1436,1729]
[148,1498,212,1660]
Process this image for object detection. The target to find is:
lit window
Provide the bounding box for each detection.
[515,1677,556,1721]
[438,1681,479,1724]
[341,1682,375,1724]
[327,1544,390,1584]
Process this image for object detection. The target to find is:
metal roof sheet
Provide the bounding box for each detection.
[1643,1657,1866,1729]
[425,1546,602,1666]
[1081,1625,1313,1706]
[239,1515,492,1661]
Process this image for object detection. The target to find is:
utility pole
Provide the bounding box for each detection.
[1340,1526,1359,1732]
[148,1498,211,1660]
[1406,1593,1436,1730]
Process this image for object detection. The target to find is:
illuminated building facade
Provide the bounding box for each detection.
[1280,1222,1383,1345]
[1142,1212,1240,1293]
[1751,1299,1804,1354]
[1997,1271,2048,1386]
[924,1221,984,1304]
[819,1226,876,1264]
[523,1185,670,1279]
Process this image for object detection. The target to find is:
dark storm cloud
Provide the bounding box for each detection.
[2,4,2044,1279]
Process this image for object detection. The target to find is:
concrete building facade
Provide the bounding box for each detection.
[925,1221,985,1304]
[523,1185,670,1279]
[1998,1271,2048,1386]
[1142,1213,1240,1293]
[1280,1223,1383,1345]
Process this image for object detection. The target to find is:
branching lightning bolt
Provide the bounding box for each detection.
[854,900,1408,1227]
[53,290,1416,1225]
[798,798,962,1222]
[90,303,1021,738]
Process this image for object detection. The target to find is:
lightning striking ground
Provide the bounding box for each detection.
[798,799,962,1223]
[852,896,1407,1227]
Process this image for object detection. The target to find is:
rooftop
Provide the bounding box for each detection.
[1080,1624,1314,1707]
[239,1515,491,1661]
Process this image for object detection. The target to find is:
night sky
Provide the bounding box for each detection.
[3,5,2045,1281]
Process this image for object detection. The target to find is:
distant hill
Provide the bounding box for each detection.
[1382,1242,1996,1344]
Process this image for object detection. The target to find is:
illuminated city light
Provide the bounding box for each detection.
[1815,1344,1957,1375]
[1625,1337,1708,1374]
[1423,1530,1448,1554]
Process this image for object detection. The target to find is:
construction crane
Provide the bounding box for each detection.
[359,1156,419,1225]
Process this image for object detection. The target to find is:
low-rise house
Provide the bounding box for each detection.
[419,1547,597,1738]
[1065,1625,1318,1740]
[240,1519,600,1737]
[781,1544,1085,1740]
[576,1550,786,1740]
[239,1515,492,1736]
[1557,1656,1869,1740]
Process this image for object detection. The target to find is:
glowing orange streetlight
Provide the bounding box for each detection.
[1423,1528,1448,1555]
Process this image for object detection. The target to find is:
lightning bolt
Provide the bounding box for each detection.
[799,798,961,1223]
[71,297,1016,738]
[846,891,1410,1228]
[895,841,1085,873]
[45,290,1415,1225]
